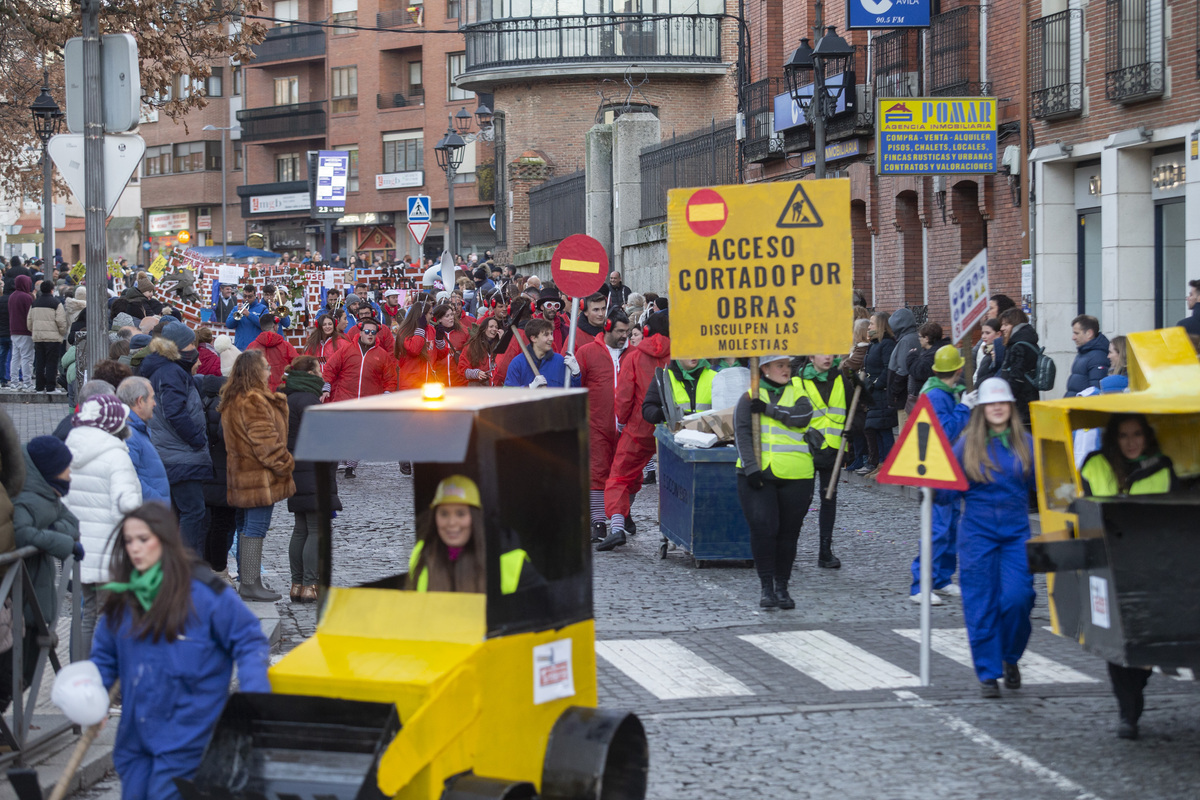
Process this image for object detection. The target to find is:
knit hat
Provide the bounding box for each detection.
[110,312,135,332]
[214,334,234,354]
[73,394,130,435]
[75,286,87,301]
[130,333,152,350]
[161,322,196,350]
[758,355,790,367]
[136,276,154,294]
[27,435,72,479]
[345,293,361,307]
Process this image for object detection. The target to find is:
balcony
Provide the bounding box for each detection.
[1029,9,1084,119]
[250,25,326,64]
[1104,0,1164,102]
[929,6,990,97]
[377,8,423,27]
[743,77,784,164]
[377,91,424,109]
[236,102,326,142]
[460,13,723,87]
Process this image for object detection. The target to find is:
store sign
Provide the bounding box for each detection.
[148,209,189,233]
[196,214,212,231]
[249,193,309,214]
[800,139,861,167]
[773,74,854,133]
[337,212,394,226]
[1150,151,1186,200]
[315,150,349,214]
[847,0,931,29]
[876,97,997,175]
[376,171,424,190]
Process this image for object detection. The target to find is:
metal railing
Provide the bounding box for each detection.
[1104,0,1164,101]
[377,92,422,109]
[872,29,919,98]
[639,120,737,226]
[236,101,327,142]
[0,547,82,766]
[1030,10,1084,119]
[743,77,785,163]
[529,170,586,247]
[377,8,423,27]
[250,24,326,64]
[464,13,722,72]
[930,6,987,96]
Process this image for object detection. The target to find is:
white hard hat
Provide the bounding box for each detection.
[977,377,1016,405]
[758,355,790,367]
[52,660,110,726]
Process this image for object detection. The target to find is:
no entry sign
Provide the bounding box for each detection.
[551,234,609,298]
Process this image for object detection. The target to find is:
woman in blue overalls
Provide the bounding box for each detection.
[949,378,1037,698]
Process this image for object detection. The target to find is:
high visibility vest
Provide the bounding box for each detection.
[1080,454,1172,497]
[736,380,813,479]
[408,540,529,595]
[668,369,716,412]
[798,373,847,451]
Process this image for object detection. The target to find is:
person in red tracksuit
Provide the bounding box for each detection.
[321,318,397,478]
[494,297,534,386]
[345,303,396,355]
[395,299,450,390]
[247,313,299,392]
[596,311,670,552]
[458,315,501,386]
[304,314,347,367]
[576,307,632,543]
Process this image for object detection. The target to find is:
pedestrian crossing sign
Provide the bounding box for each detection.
[876,394,968,490]
[407,195,431,222]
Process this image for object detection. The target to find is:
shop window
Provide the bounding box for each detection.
[344,146,359,191]
[274,76,299,106]
[448,53,474,101]
[332,66,358,113]
[383,130,422,173]
[276,152,301,182]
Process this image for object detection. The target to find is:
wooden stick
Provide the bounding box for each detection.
[48,682,120,800]
[514,329,541,378]
[826,382,863,501]
[749,357,761,463]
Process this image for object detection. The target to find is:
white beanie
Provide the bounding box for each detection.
[214,334,234,354]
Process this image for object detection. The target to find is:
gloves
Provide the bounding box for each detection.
[563,354,580,376]
[72,541,85,562]
[745,471,765,490]
[748,398,767,414]
[961,390,979,410]
[616,422,625,434]
[529,375,548,389]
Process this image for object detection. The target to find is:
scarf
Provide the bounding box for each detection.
[760,375,788,398]
[801,357,842,381]
[921,376,964,398]
[676,361,705,385]
[284,370,324,396]
[102,562,164,612]
[988,428,1011,449]
[47,477,70,497]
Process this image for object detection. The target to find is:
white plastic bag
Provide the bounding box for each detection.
[52,660,110,726]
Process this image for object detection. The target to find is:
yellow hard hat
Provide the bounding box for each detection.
[933,344,965,372]
[430,474,481,509]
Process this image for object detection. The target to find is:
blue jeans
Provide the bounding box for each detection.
[236,505,274,539]
[0,337,11,381]
[170,480,209,557]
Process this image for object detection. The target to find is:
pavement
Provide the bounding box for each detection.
[3,401,1198,799]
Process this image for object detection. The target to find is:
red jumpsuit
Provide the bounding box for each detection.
[396,326,450,389]
[604,333,670,520]
[323,340,398,402]
[577,332,627,491]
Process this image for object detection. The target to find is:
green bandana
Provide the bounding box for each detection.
[102,562,164,612]
[284,369,325,395]
[801,357,842,382]
[988,428,1011,449]
[921,376,964,398]
[676,361,705,384]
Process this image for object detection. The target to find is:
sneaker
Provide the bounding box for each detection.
[934,583,962,597]
[866,466,882,479]
[909,592,944,606]
[856,463,875,475]
[980,679,1001,699]
[1117,719,1138,740]
[50,388,65,395]
[399,461,412,476]
[590,521,607,543]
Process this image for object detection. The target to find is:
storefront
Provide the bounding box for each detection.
[241,188,312,258]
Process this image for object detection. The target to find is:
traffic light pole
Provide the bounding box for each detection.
[81,0,108,375]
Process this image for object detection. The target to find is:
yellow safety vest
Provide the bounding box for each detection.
[1080,454,1172,497]
[408,540,529,595]
[798,373,847,451]
[736,380,813,479]
[669,369,716,412]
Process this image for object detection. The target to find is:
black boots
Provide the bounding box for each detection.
[775,576,795,610]
[980,679,1001,698]
[759,576,778,608]
[1003,661,1022,690]
[590,521,607,543]
[818,533,841,569]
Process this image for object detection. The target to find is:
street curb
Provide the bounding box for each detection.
[0,392,70,404]
[247,598,282,647]
[0,720,115,800]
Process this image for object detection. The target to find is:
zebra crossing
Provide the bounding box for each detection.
[596,627,1107,701]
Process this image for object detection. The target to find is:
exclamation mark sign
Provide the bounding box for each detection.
[916,422,930,475]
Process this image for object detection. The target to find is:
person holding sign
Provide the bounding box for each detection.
[733,356,816,609]
[795,354,848,569]
[946,377,1036,698]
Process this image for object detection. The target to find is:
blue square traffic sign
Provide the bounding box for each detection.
[407,195,431,222]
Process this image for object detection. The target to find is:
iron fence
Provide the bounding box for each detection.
[1030,9,1084,118]
[1104,0,1164,101]
[872,29,919,99]
[743,77,785,163]
[640,120,737,226]
[0,547,82,766]
[529,170,586,247]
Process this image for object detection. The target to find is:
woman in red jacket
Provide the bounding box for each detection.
[304,314,345,367]
[395,299,450,389]
[458,315,501,386]
[493,296,534,386]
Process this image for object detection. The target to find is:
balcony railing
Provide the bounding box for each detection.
[529,170,585,246]
[640,120,736,226]
[464,13,722,73]
[377,8,423,27]
[743,77,785,163]
[929,7,991,96]
[1029,9,1084,119]
[1104,0,1164,102]
[377,92,423,109]
[250,24,326,64]
[872,29,919,98]
[236,101,326,142]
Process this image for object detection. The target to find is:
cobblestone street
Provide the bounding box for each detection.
[8,401,1200,800]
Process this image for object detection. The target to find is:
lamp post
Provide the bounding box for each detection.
[203,124,242,259]
[29,72,63,266]
[783,15,854,179]
[433,104,494,258]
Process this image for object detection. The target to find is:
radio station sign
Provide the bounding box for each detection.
[667,181,853,360]
[848,0,931,29]
[876,97,997,175]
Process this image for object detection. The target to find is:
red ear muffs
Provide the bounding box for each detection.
[643,325,650,338]
[604,316,613,332]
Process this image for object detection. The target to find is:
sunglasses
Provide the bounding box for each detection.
[360,328,379,335]
[541,301,562,311]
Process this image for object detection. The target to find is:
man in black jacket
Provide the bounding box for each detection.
[1177,280,1200,337]
[601,271,632,311]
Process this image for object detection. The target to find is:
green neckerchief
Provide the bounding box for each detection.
[284,369,324,395]
[800,357,842,382]
[675,361,705,385]
[921,376,964,398]
[102,562,164,612]
[760,375,788,399]
[988,428,1011,449]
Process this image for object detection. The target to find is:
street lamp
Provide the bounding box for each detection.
[29,72,62,267]
[432,103,496,259]
[783,23,855,178]
[203,124,242,259]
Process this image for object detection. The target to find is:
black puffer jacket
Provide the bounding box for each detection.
[1000,322,1041,420]
[282,376,341,514]
[864,335,898,430]
[905,336,952,397]
[195,374,229,508]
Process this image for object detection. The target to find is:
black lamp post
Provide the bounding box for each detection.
[434,103,495,258]
[30,73,63,265]
[783,21,854,178]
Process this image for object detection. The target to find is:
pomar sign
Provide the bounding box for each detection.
[667,181,853,360]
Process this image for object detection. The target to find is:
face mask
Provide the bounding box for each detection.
[179,350,199,368]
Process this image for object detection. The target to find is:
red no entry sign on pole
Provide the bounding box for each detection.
[551,234,609,299]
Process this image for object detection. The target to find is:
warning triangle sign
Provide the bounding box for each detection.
[775,183,824,228]
[876,394,968,490]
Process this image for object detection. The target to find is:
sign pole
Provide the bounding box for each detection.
[563,297,580,387]
[919,486,933,686]
[749,357,761,459]
[81,0,108,375]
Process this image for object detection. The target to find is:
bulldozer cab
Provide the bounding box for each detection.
[1027,327,1200,671]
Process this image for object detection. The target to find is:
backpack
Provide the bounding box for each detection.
[1012,340,1056,392]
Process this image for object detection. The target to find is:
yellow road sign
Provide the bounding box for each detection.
[876,394,968,490]
[667,180,852,360]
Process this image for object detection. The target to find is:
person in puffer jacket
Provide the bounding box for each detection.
[27,280,67,393]
[247,313,299,391]
[62,394,142,654]
[214,333,240,377]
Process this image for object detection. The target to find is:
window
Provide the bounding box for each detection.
[1104,0,1164,101]
[332,0,357,33]
[172,141,221,173]
[231,65,243,96]
[276,152,301,181]
[274,0,298,23]
[453,140,476,183]
[447,0,460,18]
[929,7,978,96]
[344,146,359,191]
[207,67,224,98]
[274,76,299,105]
[144,145,172,176]
[408,61,423,97]
[382,130,423,173]
[1029,7,1084,119]
[872,29,918,98]
[447,53,474,101]
[173,74,203,99]
[332,66,358,113]
[233,141,244,171]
